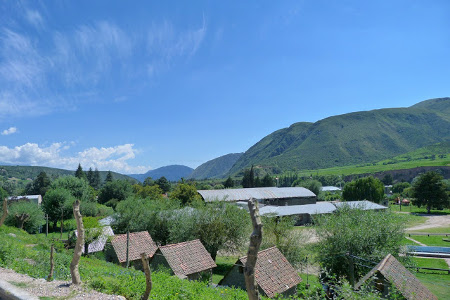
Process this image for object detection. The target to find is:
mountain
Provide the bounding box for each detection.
[129,165,194,182]
[228,97,450,175]
[188,153,243,179]
[0,165,138,183]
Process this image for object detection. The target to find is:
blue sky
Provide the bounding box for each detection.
[0,0,449,174]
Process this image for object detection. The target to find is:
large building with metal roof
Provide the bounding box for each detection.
[197,187,316,206]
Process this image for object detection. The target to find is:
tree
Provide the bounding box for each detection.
[92,168,101,189]
[261,174,274,187]
[70,199,84,285]
[224,177,234,188]
[98,180,133,207]
[292,179,322,196]
[5,201,45,233]
[170,183,202,206]
[143,177,154,187]
[75,164,87,181]
[342,176,384,203]
[242,166,256,188]
[86,168,94,187]
[411,171,449,213]
[392,182,411,195]
[43,188,76,229]
[133,184,163,200]
[381,174,393,185]
[105,171,114,183]
[155,176,171,193]
[314,206,406,281]
[51,176,95,202]
[25,171,51,196]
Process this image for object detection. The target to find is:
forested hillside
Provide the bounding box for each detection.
[188,153,243,179]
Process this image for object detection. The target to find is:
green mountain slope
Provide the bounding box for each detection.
[188,153,243,179]
[0,165,138,183]
[228,98,450,175]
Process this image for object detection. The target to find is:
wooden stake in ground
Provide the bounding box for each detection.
[47,244,54,281]
[0,198,8,227]
[244,198,263,300]
[140,252,152,300]
[70,199,84,285]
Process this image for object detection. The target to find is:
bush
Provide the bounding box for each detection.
[5,201,45,233]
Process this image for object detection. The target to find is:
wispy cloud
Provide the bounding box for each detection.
[0,142,150,174]
[25,10,44,28]
[1,127,17,135]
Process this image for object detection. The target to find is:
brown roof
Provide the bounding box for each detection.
[111,231,157,263]
[355,254,437,300]
[239,247,302,298]
[158,239,217,277]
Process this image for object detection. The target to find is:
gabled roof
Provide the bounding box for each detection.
[158,239,217,278]
[111,231,157,263]
[355,254,437,300]
[238,247,302,298]
[197,187,316,202]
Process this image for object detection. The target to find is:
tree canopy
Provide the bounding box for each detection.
[342,176,384,203]
[98,180,133,208]
[411,171,449,213]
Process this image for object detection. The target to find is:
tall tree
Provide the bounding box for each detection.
[224,176,234,188]
[105,171,114,183]
[43,188,75,229]
[25,171,51,196]
[75,164,87,181]
[261,174,274,187]
[86,168,94,187]
[342,176,384,203]
[411,171,449,213]
[92,168,101,189]
[155,176,171,193]
[143,177,154,187]
[242,166,255,188]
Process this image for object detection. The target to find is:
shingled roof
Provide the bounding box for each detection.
[355,254,437,300]
[239,247,302,298]
[111,231,157,263]
[158,239,217,278]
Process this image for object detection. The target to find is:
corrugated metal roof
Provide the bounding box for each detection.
[198,187,316,202]
[321,186,341,192]
[259,202,336,217]
[334,200,387,210]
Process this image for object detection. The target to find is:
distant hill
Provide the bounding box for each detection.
[129,165,194,182]
[0,165,138,183]
[228,97,450,175]
[188,153,243,179]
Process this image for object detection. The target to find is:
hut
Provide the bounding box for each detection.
[151,239,216,281]
[355,254,437,300]
[219,247,302,298]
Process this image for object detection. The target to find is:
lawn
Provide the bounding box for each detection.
[212,256,238,285]
[389,204,450,215]
[393,212,427,228]
[406,235,450,247]
[408,226,450,234]
[410,257,450,300]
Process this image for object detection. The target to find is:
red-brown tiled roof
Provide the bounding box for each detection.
[159,239,217,277]
[355,254,437,300]
[111,231,157,263]
[239,247,302,298]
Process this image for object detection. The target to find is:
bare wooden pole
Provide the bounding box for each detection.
[0,198,8,227]
[46,214,48,237]
[244,198,263,300]
[70,200,84,285]
[140,252,152,300]
[47,244,54,281]
[126,230,130,268]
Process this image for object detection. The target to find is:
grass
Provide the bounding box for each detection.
[392,211,427,228]
[212,256,237,284]
[408,226,450,234]
[410,257,450,300]
[407,235,450,247]
[389,204,450,215]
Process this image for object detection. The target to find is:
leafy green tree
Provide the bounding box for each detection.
[75,163,87,180]
[314,206,406,280]
[411,171,449,213]
[98,180,133,207]
[224,176,234,188]
[170,183,202,206]
[86,167,94,187]
[133,184,163,200]
[254,176,261,187]
[155,176,171,193]
[92,168,101,189]
[105,171,114,183]
[261,174,274,187]
[242,166,255,188]
[5,201,45,233]
[0,187,8,201]
[381,174,393,185]
[292,179,322,196]
[25,171,51,196]
[392,182,411,195]
[342,176,384,203]
[51,176,94,202]
[43,188,76,229]
[143,176,154,187]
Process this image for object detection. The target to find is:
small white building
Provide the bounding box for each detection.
[7,195,42,206]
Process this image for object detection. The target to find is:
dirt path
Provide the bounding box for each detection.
[406,214,450,231]
[0,267,125,299]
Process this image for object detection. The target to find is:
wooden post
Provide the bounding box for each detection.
[47,244,54,281]
[60,210,64,240]
[70,200,84,285]
[0,198,8,227]
[46,214,48,237]
[140,252,152,300]
[126,230,130,268]
[244,198,263,300]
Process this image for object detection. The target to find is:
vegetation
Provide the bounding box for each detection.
[5,201,45,233]
[188,153,243,180]
[411,171,449,213]
[292,179,322,196]
[411,257,449,300]
[342,176,384,203]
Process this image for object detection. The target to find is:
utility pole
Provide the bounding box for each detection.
[126,230,130,268]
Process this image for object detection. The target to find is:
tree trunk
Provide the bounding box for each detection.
[70,200,84,285]
[47,244,54,281]
[244,198,263,300]
[15,213,30,230]
[140,253,152,300]
[0,198,8,227]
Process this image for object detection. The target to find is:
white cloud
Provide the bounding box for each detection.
[0,142,150,174]
[25,10,44,28]
[1,127,17,135]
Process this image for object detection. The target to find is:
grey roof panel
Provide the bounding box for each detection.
[198,187,316,202]
[259,202,336,217]
[334,200,387,210]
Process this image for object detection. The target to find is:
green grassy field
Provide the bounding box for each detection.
[390,204,450,215]
[410,257,450,300]
[212,256,237,284]
[408,226,450,234]
[407,235,450,247]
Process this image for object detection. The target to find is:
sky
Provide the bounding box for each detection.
[0,0,449,174]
